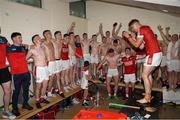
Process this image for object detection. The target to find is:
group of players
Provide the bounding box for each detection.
[0,19,180,119]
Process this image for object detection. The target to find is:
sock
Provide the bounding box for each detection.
[114,93,117,96]
[83,99,87,103]
[126,94,129,98]
[108,93,111,97]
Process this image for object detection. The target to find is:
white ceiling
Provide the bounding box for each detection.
[93,0,180,17]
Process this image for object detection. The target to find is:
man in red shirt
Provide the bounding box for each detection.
[0,30,16,119]
[122,19,162,103]
[122,48,136,98]
[6,32,33,116]
[60,34,71,92]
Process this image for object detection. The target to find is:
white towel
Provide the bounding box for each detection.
[167,40,180,60]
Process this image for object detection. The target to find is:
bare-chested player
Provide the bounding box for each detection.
[26,34,50,109]
[112,23,132,80]
[157,40,168,86]
[67,22,78,88]
[82,33,91,63]
[42,30,56,97]
[158,25,180,91]
[90,34,101,79]
[69,32,77,88]
[51,31,65,97]
[99,36,108,79]
[98,48,121,99]
[154,32,168,87]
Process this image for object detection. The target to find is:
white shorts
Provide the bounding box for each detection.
[90,55,99,64]
[83,54,91,62]
[48,61,56,76]
[124,73,136,83]
[55,60,62,73]
[81,79,88,90]
[69,56,76,66]
[107,69,118,77]
[167,60,180,72]
[144,52,162,66]
[61,60,70,71]
[136,55,146,64]
[101,56,105,60]
[160,56,167,67]
[34,66,49,83]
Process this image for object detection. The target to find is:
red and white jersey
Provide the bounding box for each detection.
[61,43,69,60]
[122,55,136,74]
[139,26,161,57]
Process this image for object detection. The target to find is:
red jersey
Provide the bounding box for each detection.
[139,26,161,56]
[122,55,136,74]
[6,45,29,75]
[61,43,69,60]
[75,42,83,58]
[0,36,9,69]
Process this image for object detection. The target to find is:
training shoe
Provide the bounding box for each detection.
[66,86,72,90]
[59,92,66,98]
[12,109,20,117]
[2,111,16,119]
[41,99,50,104]
[64,87,69,93]
[22,104,33,110]
[72,98,80,104]
[36,102,42,109]
[82,101,89,106]
[47,92,56,97]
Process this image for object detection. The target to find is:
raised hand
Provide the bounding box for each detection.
[130,32,136,38]
[119,23,122,28]
[113,22,118,27]
[157,25,163,31]
[71,22,76,28]
[122,31,130,38]
[99,23,103,30]
[165,27,170,31]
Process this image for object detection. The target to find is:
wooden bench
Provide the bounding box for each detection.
[16,86,83,119]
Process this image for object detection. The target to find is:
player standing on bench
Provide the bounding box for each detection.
[42,30,57,97]
[26,34,50,109]
[122,19,162,103]
[7,32,33,116]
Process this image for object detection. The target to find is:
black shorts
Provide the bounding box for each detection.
[0,67,11,85]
